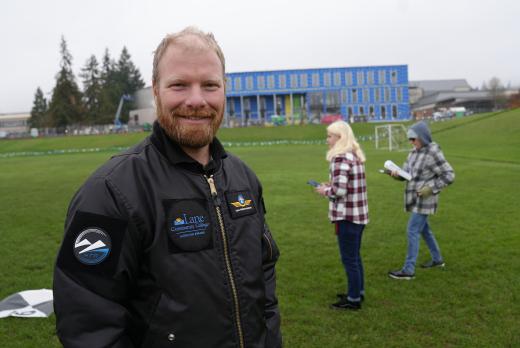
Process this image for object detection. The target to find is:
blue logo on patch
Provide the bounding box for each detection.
[170,213,209,238]
[73,228,111,265]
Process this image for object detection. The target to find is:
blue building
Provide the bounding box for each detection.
[225,65,410,125]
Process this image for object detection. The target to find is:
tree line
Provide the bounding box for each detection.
[29,36,145,130]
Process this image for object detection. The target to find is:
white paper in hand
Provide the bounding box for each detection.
[384,160,411,181]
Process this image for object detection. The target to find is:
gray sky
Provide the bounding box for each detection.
[1,0,519,113]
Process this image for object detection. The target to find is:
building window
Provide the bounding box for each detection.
[345,71,353,85]
[356,71,365,85]
[243,98,251,111]
[379,70,386,84]
[246,76,254,90]
[234,77,242,91]
[326,91,340,114]
[392,105,398,118]
[300,73,308,87]
[309,92,323,116]
[375,88,380,102]
[279,75,286,89]
[359,106,365,116]
[369,105,375,119]
[228,99,235,115]
[276,98,282,114]
[391,70,398,84]
[267,75,275,89]
[367,70,374,84]
[260,96,267,110]
[226,78,232,91]
[348,107,353,118]
[312,73,320,87]
[257,76,265,89]
[363,88,369,103]
[381,105,386,119]
[397,87,403,102]
[334,72,342,86]
[384,87,390,102]
[324,72,331,87]
[290,74,298,88]
[352,89,358,103]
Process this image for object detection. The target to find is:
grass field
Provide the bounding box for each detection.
[1,110,519,347]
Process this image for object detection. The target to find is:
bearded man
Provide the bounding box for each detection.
[54,27,282,348]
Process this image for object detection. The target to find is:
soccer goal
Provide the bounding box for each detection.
[375,124,408,151]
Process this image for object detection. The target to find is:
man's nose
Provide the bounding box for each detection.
[185,86,207,108]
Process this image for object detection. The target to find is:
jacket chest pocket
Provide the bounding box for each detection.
[163,199,214,253]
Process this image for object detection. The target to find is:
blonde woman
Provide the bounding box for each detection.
[316,121,369,310]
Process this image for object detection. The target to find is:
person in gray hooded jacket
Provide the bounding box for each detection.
[388,121,454,280]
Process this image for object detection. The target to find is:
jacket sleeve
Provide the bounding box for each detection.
[54,176,141,347]
[429,148,455,193]
[262,221,282,348]
[324,156,350,198]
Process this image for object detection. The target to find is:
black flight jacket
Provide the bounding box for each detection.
[53,123,281,348]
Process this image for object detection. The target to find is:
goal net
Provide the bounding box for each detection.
[375,124,408,151]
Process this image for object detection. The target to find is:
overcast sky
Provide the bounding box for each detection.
[1,0,519,113]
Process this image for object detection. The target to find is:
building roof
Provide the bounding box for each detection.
[409,79,472,93]
[0,112,30,120]
[412,90,491,109]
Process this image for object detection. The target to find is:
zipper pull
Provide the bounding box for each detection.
[206,176,221,206]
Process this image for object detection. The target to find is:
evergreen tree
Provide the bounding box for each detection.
[97,47,145,125]
[117,47,145,92]
[28,87,48,128]
[80,55,103,125]
[98,48,119,124]
[47,36,84,131]
[114,47,145,123]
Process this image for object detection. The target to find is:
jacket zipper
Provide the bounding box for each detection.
[205,175,245,348]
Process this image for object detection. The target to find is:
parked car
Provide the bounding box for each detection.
[320,114,343,125]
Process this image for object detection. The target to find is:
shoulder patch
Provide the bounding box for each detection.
[73,227,112,265]
[57,211,127,276]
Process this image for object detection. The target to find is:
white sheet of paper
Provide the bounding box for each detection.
[384,160,411,181]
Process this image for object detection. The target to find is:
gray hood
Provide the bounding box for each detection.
[408,121,432,145]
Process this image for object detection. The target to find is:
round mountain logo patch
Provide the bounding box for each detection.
[73,228,111,265]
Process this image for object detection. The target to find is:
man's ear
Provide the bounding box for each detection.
[152,83,159,106]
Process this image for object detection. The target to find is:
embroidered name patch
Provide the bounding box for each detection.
[226,191,257,218]
[164,199,213,253]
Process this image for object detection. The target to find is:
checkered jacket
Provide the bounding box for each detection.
[403,142,454,215]
[324,153,369,224]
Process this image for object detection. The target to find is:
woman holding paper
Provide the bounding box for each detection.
[315,121,369,310]
[388,121,455,280]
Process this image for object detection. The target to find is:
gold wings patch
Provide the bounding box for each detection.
[231,200,252,208]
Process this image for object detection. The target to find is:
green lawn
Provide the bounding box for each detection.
[0,110,519,347]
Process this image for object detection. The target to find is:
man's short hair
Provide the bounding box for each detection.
[152,26,226,84]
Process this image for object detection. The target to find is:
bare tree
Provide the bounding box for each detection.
[487,77,507,110]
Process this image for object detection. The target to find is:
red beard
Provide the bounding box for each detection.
[156,100,223,149]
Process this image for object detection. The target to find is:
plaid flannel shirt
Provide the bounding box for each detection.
[325,153,369,224]
[403,142,454,215]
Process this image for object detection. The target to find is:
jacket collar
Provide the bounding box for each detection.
[149,121,227,174]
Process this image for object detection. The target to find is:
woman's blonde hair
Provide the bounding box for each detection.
[326,121,366,163]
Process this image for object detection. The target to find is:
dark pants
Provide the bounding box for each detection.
[336,220,365,302]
